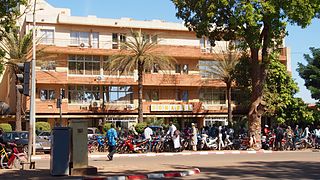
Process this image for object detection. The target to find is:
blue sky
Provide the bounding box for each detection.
[47,0,319,103]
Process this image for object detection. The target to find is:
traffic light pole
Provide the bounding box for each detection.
[59,88,62,126]
[28,0,37,164]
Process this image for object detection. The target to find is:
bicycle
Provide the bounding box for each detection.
[0,142,27,169]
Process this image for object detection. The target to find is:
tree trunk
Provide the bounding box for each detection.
[16,88,22,131]
[248,49,265,150]
[137,62,144,123]
[226,82,232,126]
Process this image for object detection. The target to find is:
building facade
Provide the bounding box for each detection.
[7,0,290,129]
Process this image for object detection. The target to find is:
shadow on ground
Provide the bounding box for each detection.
[0,169,81,180]
[1,161,319,180]
[169,161,320,180]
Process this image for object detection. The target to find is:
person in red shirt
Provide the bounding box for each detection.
[263,125,270,137]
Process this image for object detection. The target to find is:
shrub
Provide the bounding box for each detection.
[135,122,147,134]
[0,123,12,132]
[35,122,51,132]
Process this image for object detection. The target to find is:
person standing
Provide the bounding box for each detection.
[293,125,301,150]
[275,125,284,151]
[191,123,198,151]
[107,124,118,161]
[314,126,320,147]
[218,126,225,150]
[144,125,153,152]
[167,121,180,151]
[167,121,177,137]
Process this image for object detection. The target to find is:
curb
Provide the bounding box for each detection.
[31,150,273,160]
[83,168,200,180]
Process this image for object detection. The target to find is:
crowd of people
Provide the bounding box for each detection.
[100,122,320,161]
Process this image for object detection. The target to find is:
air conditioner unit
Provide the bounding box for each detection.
[202,104,208,110]
[79,42,90,48]
[96,75,105,81]
[91,100,101,108]
[126,104,135,110]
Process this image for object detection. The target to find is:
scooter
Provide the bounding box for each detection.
[201,134,218,150]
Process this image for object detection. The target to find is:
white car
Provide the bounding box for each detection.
[88,127,101,140]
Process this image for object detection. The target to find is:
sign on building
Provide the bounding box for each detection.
[150,104,193,112]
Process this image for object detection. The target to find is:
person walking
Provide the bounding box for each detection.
[144,125,153,152]
[191,123,198,151]
[107,124,118,161]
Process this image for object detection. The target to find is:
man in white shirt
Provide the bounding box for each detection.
[144,125,153,152]
[167,121,180,150]
[167,121,177,137]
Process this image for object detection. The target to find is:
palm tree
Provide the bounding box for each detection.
[105,30,176,123]
[0,30,33,131]
[206,42,241,125]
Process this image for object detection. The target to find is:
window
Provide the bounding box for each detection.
[68,85,100,104]
[175,64,181,73]
[68,55,84,75]
[145,89,159,102]
[104,86,133,104]
[200,37,212,52]
[70,31,90,46]
[143,34,158,44]
[92,32,99,48]
[85,56,100,75]
[40,89,55,101]
[40,29,54,44]
[153,64,159,73]
[40,61,56,71]
[143,34,150,42]
[200,88,226,105]
[182,64,189,74]
[112,33,126,49]
[103,56,133,76]
[176,90,189,102]
[175,64,188,74]
[68,55,100,75]
[199,60,219,79]
[151,35,158,43]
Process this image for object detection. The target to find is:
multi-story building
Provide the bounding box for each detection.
[1,0,290,129]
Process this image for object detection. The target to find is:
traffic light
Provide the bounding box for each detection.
[24,111,30,121]
[16,62,30,96]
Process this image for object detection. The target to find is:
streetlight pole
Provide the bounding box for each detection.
[28,0,37,163]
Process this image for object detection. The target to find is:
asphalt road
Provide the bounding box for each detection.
[1,151,319,179]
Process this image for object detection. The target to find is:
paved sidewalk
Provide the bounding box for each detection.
[31,149,274,160]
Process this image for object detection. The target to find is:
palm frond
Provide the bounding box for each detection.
[107,30,175,75]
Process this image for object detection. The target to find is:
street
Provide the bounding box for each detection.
[0,150,319,179]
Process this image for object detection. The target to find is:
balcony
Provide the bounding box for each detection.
[143,73,226,87]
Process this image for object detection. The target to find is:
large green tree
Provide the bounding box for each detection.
[172,0,320,149]
[297,47,320,102]
[105,31,175,123]
[234,53,314,125]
